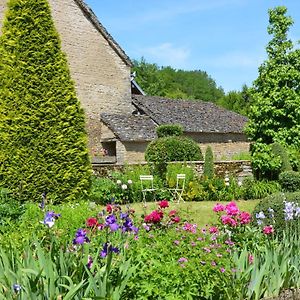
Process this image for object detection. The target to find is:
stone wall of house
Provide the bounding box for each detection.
[123,142,148,163]
[199,142,250,160]
[92,160,253,180]
[0,0,134,151]
[48,0,134,151]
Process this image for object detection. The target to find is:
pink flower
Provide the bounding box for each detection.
[178,257,188,263]
[263,225,274,235]
[239,211,251,225]
[158,200,169,209]
[183,222,197,233]
[174,240,180,245]
[211,261,216,266]
[209,226,219,234]
[221,215,238,227]
[248,254,254,264]
[220,267,225,273]
[225,202,240,216]
[213,203,225,212]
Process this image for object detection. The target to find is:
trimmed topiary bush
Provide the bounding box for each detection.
[279,171,300,192]
[156,124,183,138]
[203,146,214,179]
[145,136,202,178]
[0,0,91,203]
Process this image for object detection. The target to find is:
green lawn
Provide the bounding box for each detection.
[127,200,260,227]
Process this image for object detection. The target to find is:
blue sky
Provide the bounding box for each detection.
[85,0,300,93]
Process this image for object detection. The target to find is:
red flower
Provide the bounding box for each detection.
[86,217,98,227]
[159,200,169,209]
[169,210,177,216]
[172,216,181,223]
[144,210,163,224]
[106,204,112,213]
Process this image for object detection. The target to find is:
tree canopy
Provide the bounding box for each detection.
[132,58,225,102]
[246,6,300,147]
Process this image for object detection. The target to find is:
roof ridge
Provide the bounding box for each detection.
[73,0,132,67]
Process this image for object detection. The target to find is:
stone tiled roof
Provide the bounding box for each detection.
[132,95,248,134]
[74,0,132,67]
[101,113,157,142]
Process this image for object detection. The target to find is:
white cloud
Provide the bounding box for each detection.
[138,43,191,69]
[206,51,265,69]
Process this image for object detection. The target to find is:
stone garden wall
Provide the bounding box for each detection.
[92,160,253,180]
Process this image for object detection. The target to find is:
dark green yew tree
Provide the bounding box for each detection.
[246,6,300,147]
[0,0,91,202]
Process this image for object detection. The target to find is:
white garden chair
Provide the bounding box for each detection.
[168,174,186,203]
[140,175,157,202]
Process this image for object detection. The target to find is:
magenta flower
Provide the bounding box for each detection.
[213,203,225,212]
[225,202,240,216]
[248,254,254,264]
[209,226,219,234]
[220,267,225,273]
[239,211,251,224]
[263,225,274,235]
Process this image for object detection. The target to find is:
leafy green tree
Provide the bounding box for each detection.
[0,0,91,202]
[132,58,225,102]
[246,6,300,147]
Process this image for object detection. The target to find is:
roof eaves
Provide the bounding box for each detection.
[74,0,132,67]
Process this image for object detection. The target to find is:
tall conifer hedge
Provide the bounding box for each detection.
[0,0,91,202]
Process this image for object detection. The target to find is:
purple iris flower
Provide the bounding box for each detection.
[105,214,117,225]
[42,211,60,228]
[284,201,294,221]
[121,217,139,234]
[109,223,119,232]
[86,255,93,269]
[73,228,90,245]
[100,243,120,258]
[13,284,21,293]
[120,212,128,219]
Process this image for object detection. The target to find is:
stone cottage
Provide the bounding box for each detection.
[0,0,249,164]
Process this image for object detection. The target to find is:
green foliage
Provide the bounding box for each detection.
[231,151,251,161]
[253,192,300,235]
[132,58,225,102]
[279,170,300,192]
[271,142,292,172]
[250,142,282,180]
[241,177,280,200]
[145,136,203,178]
[217,84,253,116]
[246,6,300,147]
[0,0,91,203]
[156,124,183,138]
[90,177,117,205]
[0,188,25,229]
[203,146,214,179]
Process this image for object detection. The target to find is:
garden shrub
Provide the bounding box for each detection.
[271,142,292,173]
[0,0,91,203]
[287,147,300,171]
[145,136,203,178]
[253,191,300,235]
[241,177,280,200]
[156,124,183,138]
[90,177,117,205]
[0,188,25,230]
[250,142,282,180]
[203,146,214,178]
[279,170,300,192]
